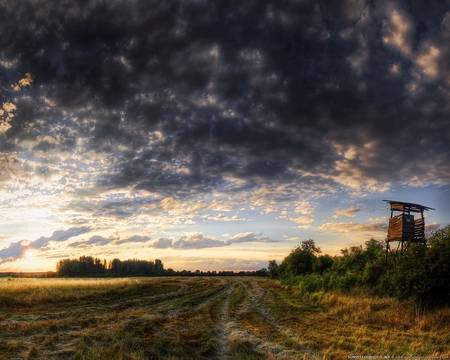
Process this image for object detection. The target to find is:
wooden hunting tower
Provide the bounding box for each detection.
[383,200,434,262]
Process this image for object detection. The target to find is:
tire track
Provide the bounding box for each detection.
[244,281,303,340]
[246,280,325,359]
[158,282,229,317]
[217,281,237,359]
[218,280,316,360]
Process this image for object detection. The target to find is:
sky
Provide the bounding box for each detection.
[0,0,449,272]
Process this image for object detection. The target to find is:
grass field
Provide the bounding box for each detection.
[0,277,449,359]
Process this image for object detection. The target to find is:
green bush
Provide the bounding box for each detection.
[380,226,450,307]
[298,274,323,294]
[363,257,386,286]
[379,243,433,306]
[313,254,334,274]
[269,228,450,307]
[426,226,450,304]
[337,272,361,291]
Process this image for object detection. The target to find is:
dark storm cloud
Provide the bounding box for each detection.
[1,0,450,198]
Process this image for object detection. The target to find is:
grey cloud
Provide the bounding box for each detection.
[0,240,29,263]
[227,232,279,244]
[68,241,85,248]
[0,226,92,262]
[151,238,174,249]
[69,235,118,248]
[172,234,228,250]
[114,235,151,245]
[33,227,91,249]
[46,254,71,259]
[49,227,91,241]
[150,232,277,250]
[85,235,115,246]
[0,0,449,205]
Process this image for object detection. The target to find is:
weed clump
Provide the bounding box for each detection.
[26,344,39,359]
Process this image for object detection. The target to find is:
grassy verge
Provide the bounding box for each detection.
[258,280,450,359]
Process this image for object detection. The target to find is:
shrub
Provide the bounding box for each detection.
[313,254,334,274]
[337,272,361,291]
[298,274,323,294]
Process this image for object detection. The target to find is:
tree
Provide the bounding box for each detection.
[282,246,316,276]
[110,258,122,276]
[300,239,321,254]
[364,238,384,262]
[332,245,366,275]
[267,260,279,278]
[155,259,164,276]
[313,254,334,274]
[386,243,434,306]
[424,225,450,305]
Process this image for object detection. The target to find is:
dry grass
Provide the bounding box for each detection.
[0,277,449,359]
[258,282,450,359]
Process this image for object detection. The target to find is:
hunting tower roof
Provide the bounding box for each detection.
[383,200,435,213]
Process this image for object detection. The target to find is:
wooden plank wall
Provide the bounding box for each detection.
[387,214,403,241]
[414,217,425,239]
[387,214,416,241]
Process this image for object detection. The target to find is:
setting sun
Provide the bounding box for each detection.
[25,249,37,260]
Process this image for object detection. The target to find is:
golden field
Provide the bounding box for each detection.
[0,277,448,359]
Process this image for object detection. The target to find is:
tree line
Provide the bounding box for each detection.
[268,225,450,308]
[55,256,267,277]
[56,257,164,277]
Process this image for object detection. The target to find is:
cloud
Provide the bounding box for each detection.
[227,232,278,244]
[49,227,91,242]
[416,45,441,79]
[0,240,29,263]
[150,231,277,250]
[0,226,91,263]
[172,233,228,250]
[11,73,33,92]
[427,222,442,234]
[33,227,91,249]
[290,216,315,224]
[332,207,361,219]
[202,213,247,222]
[84,235,115,246]
[0,0,447,203]
[151,238,174,249]
[114,235,151,245]
[319,221,387,235]
[68,234,152,248]
[382,9,413,55]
